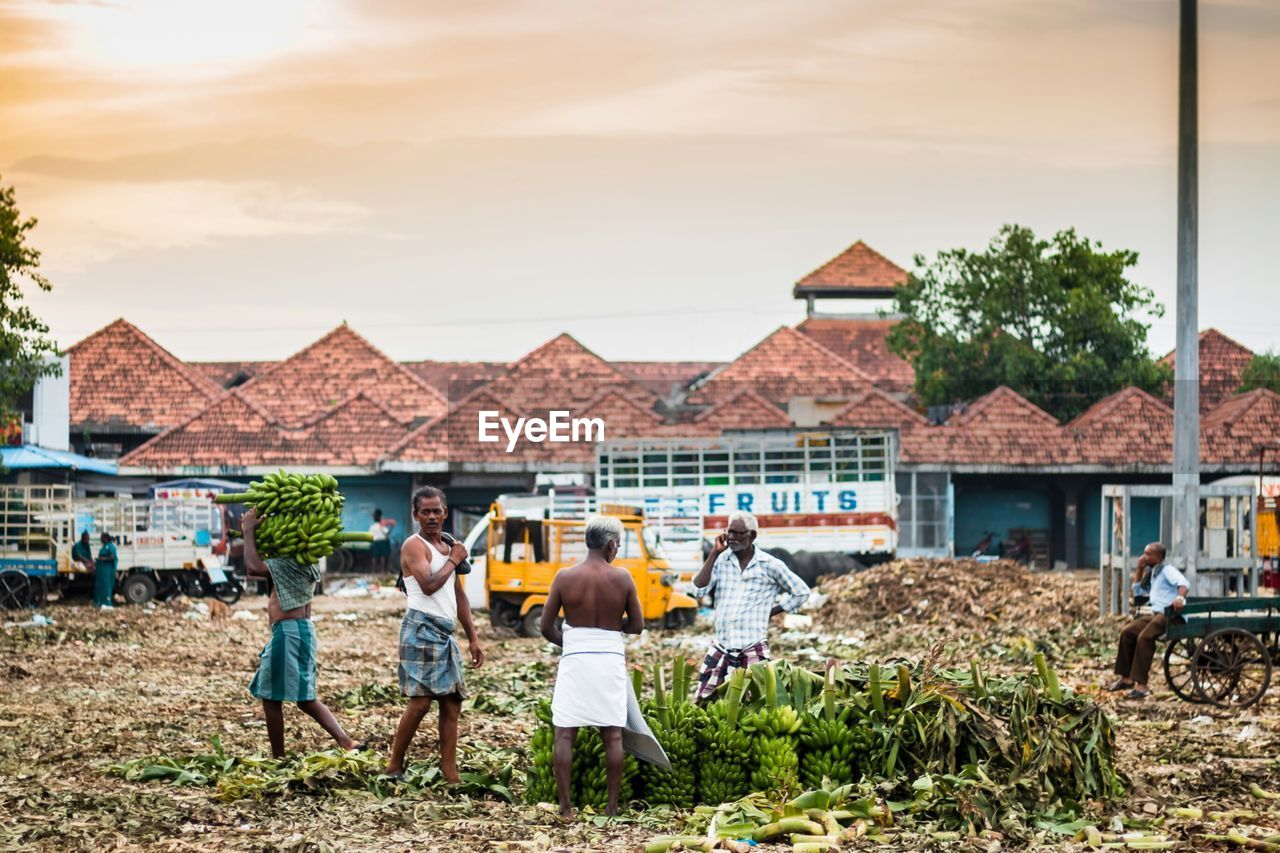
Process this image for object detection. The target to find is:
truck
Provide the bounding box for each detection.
[593,430,899,582]
[460,497,697,636]
[0,485,237,608]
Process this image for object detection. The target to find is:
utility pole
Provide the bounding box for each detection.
[1172,0,1200,589]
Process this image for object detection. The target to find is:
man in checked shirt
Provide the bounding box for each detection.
[691,510,810,702]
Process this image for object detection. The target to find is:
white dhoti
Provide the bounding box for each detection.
[551,625,627,728]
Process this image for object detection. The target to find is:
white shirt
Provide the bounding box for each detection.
[403,534,458,623]
[369,522,388,542]
[692,546,810,650]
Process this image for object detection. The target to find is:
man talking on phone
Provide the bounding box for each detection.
[690,510,810,703]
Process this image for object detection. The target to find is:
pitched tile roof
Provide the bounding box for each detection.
[902,386,1067,466]
[1161,328,1256,413]
[795,317,914,394]
[692,326,872,408]
[1066,387,1173,466]
[613,361,725,397]
[822,388,927,430]
[305,392,412,466]
[236,324,446,428]
[390,335,664,465]
[190,361,275,388]
[694,389,794,430]
[1201,389,1280,465]
[403,360,509,398]
[794,240,909,296]
[68,319,223,433]
[119,390,330,469]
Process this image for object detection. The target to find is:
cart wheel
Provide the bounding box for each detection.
[1191,628,1273,708]
[0,571,31,610]
[1162,636,1204,703]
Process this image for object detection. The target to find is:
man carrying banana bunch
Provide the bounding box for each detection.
[692,510,810,703]
[242,508,363,758]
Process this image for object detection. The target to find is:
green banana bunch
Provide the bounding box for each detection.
[571,726,607,809]
[741,663,801,795]
[696,668,751,805]
[216,470,371,564]
[799,667,859,788]
[639,656,700,808]
[523,701,556,805]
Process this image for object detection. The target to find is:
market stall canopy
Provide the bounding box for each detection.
[1,444,118,475]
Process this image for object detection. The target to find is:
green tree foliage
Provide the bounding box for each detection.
[1,177,60,433]
[887,224,1172,421]
[1238,351,1280,395]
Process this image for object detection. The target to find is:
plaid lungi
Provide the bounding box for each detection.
[398,609,468,699]
[695,639,769,702]
[249,618,318,702]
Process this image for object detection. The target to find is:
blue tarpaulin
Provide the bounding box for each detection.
[1,445,118,475]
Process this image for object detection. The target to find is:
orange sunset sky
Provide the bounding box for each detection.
[2,0,1277,362]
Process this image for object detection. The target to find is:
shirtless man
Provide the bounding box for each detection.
[242,508,360,758]
[540,515,644,818]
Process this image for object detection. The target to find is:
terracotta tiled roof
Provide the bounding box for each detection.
[1066,387,1174,466]
[613,361,725,397]
[694,389,794,430]
[794,241,909,295]
[68,319,222,433]
[692,326,872,408]
[390,334,664,465]
[1201,389,1280,465]
[237,324,446,428]
[404,360,509,399]
[794,317,914,394]
[119,391,330,468]
[190,361,276,388]
[1161,328,1256,413]
[903,386,1067,466]
[305,392,413,466]
[823,388,927,430]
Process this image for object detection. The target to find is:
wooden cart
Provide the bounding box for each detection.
[1163,596,1279,708]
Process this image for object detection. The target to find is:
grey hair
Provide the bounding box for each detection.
[727,510,758,532]
[584,515,624,550]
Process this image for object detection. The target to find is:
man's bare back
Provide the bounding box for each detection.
[541,555,643,645]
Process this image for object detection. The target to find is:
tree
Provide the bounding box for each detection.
[1238,351,1280,395]
[886,224,1172,421]
[1,177,60,440]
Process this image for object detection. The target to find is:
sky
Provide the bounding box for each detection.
[2,0,1278,364]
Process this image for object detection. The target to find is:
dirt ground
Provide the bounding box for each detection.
[2,568,1279,851]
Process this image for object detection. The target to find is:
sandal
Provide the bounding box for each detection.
[1105,679,1132,692]
[1124,688,1150,700]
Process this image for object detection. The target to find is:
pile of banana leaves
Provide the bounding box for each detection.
[530,653,1124,833]
[105,736,518,802]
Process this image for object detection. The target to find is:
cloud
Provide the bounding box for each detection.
[16,176,367,271]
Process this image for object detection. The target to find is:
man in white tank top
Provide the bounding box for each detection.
[385,487,484,781]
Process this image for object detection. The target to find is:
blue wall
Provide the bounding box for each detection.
[955,487,1051,556]
[336,474,414,552]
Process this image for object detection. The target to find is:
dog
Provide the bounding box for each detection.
[209,599,232,626]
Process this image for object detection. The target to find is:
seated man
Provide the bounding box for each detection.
[1107,541,1188,700]
[540,515,644,818]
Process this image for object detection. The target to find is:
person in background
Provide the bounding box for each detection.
[93,532,118,609]
[369,509,391,573]
[72,531,95,574]
[385,487,484,782]
[1107,542,1189,700]
[691,511,810,702]
[540,515,644,818]
[241,508,363,757]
